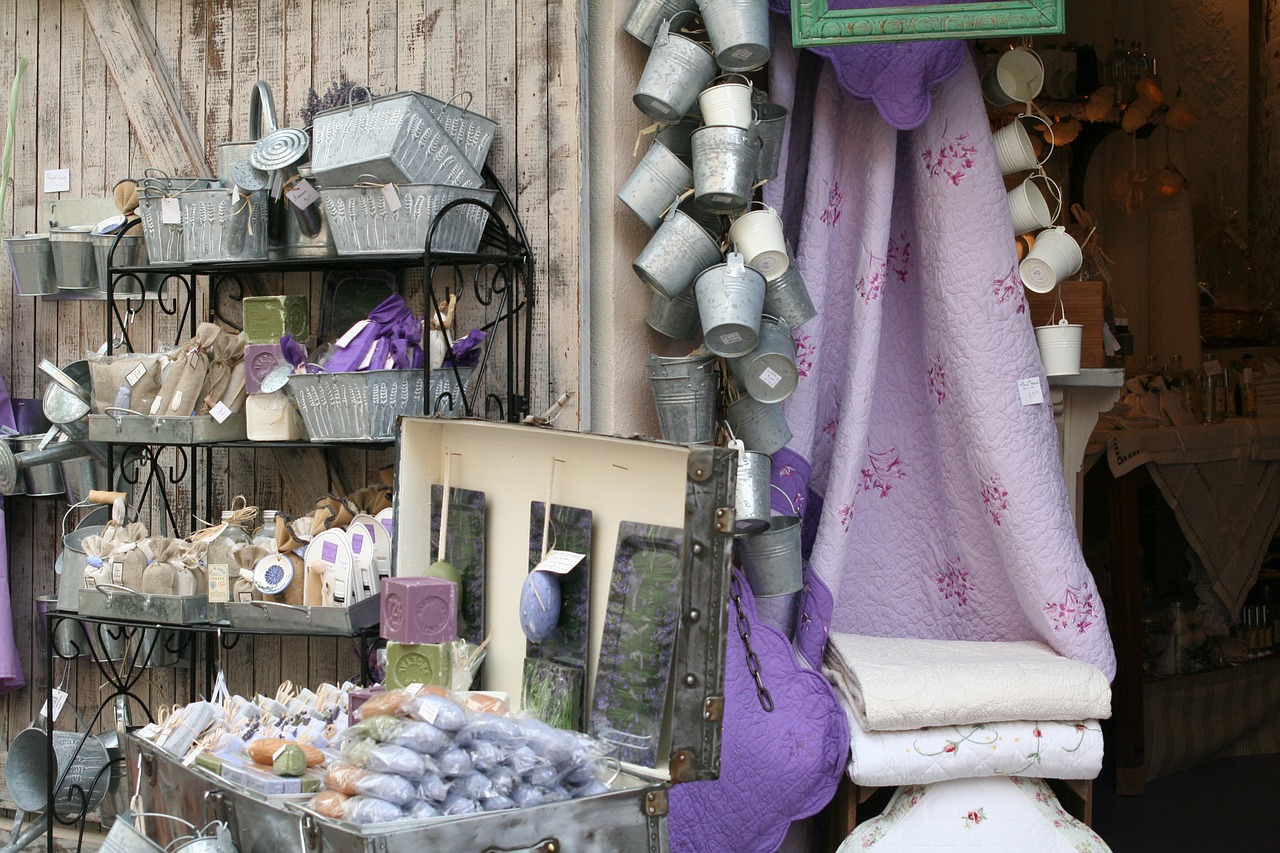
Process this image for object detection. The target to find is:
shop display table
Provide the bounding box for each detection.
[1090,417,1280,794]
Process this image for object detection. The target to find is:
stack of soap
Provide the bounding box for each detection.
[243,295,309,344]
[385,641,452,690]
[380,577,457,644]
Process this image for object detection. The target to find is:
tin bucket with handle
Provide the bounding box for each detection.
[691,123,759,213]
[736,514,803,598]
[646,286,701,340]
[732,443,772,534]
[695,252,766,357]
[618,139,694,230]
[6,725,111,822]
[633,206,724,298]
[763,243,817,331]
[725,392,792,455]
[696,0,772,72]
[647,353,720,444]
[58,492,131,615]
[727,314,798,404]
[624,0,699,45]
[634,12,718,123]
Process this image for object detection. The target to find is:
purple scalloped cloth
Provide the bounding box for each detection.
[769,0,968,130]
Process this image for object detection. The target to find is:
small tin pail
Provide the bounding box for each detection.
[633,207,723,298]
[634,14,718,123]
[695,254,766,357]
[5,234,56,295]
[14,434,65,496]
[92,233,155,296]
[696,0,772,73]
[624,0,700,45]
[180,188,270,263]
[6,726,111,820]
[36,594,90,660]
[50,227,98,291]
[725,393,791,454]
[656,113,703,158]
[135,628,185,669]
[728,314,798,404]
[646,287,701,340]
[618,140,694,230]
[753,102,788,182]
[647,353,719,444]
[691,123,758,213]
[736,514,803,597]
[734,448,773,534]
[763,245,817,330]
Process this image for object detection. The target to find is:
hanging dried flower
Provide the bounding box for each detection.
[1164,97,1197,131]
[1134,76,1165,107]
[1121,102,1154,134]
[1084,87,1115,122]
[1043,118,1081,146]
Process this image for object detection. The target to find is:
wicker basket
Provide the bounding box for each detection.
[1200,307,1273,347]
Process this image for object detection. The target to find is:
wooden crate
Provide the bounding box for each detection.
[1027,281,1106,369]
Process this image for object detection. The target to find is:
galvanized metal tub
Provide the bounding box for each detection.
[727,314,798,404]
[694,257,766,357]
[647,353,719,444]
[319,184,496,255]
[92,233,154,296]
[286,369,424,441]
[5,233,56,295]
[14,434,66,496]
[137,177,219,264]
[418,91,499,173]
[696,0,772,72]
[691,123,758,213]
[646,286,701,340]
[734,448,773,533]
[179,188,270,263]
[624,0,699,45]
[762,247,817,331]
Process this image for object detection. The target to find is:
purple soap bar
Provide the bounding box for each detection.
[245,343,288,395]
[381,576,458,645]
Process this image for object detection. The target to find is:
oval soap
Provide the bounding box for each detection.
[519,570,562,643]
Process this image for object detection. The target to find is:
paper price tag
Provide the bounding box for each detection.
[533,549,586,575]
[209,564,230,602]
[125,362,148,387]
[286,178,320,210]
[758,367,783,389]
[272,744,289,761]
[43,168,70,193]
[209,401,233,424]
[1204,359,1223,376]
[39,687,69,723]
[381,183,402,213]
[111,560,126,585]
[160,197,182,224]
[1017,377,1044,406]
[416,701,438,725]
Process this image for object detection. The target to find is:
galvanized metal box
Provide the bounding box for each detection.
[78,584,209,625]
[88,413,248,444]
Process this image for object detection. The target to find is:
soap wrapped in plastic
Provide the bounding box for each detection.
[437,747,473,777]
[386,719,450,755]
[408,800,442,820]
[354,771,418,807]
[339,714,404,745]
[511,785,547,808]
[355,688,411,721]
[441,791,480,816]
[341,738,427,780]
[482,794,516,812]
[416,773,452,803]
[344,795,405,825]
[322,762,366,796]
[403,693,469,731]
[310,789,349,820]
[458,771,494,800]
[467,739,508,772]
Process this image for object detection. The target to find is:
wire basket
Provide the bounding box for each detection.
[319,184,496,255]
[286,369,425,440]
[1201,307,1273,347]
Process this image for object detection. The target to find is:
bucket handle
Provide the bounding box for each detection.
[247,80,279,140]
[770,483,799,516]
[657,10,703,46]
[438,90,475,114]
[734,200,779,219]
[708,72,753,89]
[345,85,377,115]
[1027,171,1064,227]
[62,495,132,539]
[1049,292,1070,325]
[1016,111,1056,171]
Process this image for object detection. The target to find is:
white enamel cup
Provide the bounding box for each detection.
[1007,177,1054,235]
[729,204,788,280]
[698,78,754,130]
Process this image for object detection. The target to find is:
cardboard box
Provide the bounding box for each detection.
[1027,281,1106,369]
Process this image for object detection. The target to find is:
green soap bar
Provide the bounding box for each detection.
[301,775,322,794]
[386,641,453,690]
[194,751,223,774]
[242,295,309,344]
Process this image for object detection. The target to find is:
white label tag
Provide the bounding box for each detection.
[416,701,439,725]
[335,319,370,349]
[210,401,233,424]
[1017,377,1044,406]
[209,564,230,602]
[270,170,284,201]
[271,744,289,761]
[758,367,783,389]
[286,179,320,210]
[160,197,182,224]
[43,168,70,193]
[381,183,402,213]
[1204,359,1223,376]
[170,389,185,414]
[125,362,147,387]
[720,331,743,346]
[39,687,69,722]
[533,549,586,576]
[111,560,125,585]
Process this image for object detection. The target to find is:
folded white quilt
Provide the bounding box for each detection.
[826,633,1112,731]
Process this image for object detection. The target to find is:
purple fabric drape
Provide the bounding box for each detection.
[763,37,1117,678]
[0,369,25,693]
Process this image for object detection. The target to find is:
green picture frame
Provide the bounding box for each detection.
[790,0,1066,47]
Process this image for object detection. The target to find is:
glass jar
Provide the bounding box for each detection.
[253,509,279,550]
[207,510,251,604]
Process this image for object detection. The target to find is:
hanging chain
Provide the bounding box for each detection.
[730,574,774,713]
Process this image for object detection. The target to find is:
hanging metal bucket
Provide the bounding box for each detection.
[14,434,66,496]
[5,233,57,295]
[92,233,152,296]
[36,593,92,660]
[624,0,700,45]
[691,124,758,213]
[619,140,694,229]
[734,449,773,534]
[696,0,772,73]
[634,14,719,123]
[754,102,788,182]
[50,226,99,291]
[763,245,817,330]
[736,515,803,597]
[283,165,338,259]
[728,314,798,404]
[646,287,701,340]
[695,254,766,357]
[58,501,115,613]
[647,353,720,444]
[656,113,703,158]
[60,450,109,505]
[95,729,130,829]
[6,726,111,820]
[725,394,792,454]
[135,628,185,669]
[633,207,724,298]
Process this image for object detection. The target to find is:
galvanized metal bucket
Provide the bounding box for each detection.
[92,234,154,296]
[725,393,792,454]
[137,176,220,264]
[50,226,98,291]
[694,254,766,357]
[60,451,109,505]
[624,0,699,45]
[691,123,758,213]
[646,286,701,340]
[180,188,269,262]
[736,514,803,597]
[633,14,719,123]
[728,314,798,404]
[734,448,772,533]
[5,233,56,295]
[696,0,772,72]
[419,91,500,173]
[58,501,115,613]
[6,726,111,820]
[36,593,90,659]
[656,113,703,158]
[754,101,788,182]
[14,434,65,496]
[763,245,817,330]
[633,207,723,298]
[647,353,719,444]
[135,628,185,669]
[618,139,694,229]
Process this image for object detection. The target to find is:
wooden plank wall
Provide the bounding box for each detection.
[0,0,583,819]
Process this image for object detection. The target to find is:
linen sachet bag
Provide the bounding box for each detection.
[176,544,208,597]
[108,522,152,590]
[273,523,308,606]
[232,545,271,603]
[200,332,247,414]
[140,537,181,595]
[152,322,222,416]
[80,534,115,588]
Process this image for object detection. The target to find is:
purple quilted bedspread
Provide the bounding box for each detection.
[763,39,1117,679]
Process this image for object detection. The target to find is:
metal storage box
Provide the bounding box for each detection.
[78,584,209,625]
[310,90,484,189]
[125,420,737,852]
[88,413,249,444]
[223,593,381,635]
[286,369,424,441]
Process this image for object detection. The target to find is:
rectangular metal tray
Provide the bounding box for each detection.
[78,584,209,625]
[223,593,381,635]
[88,413,248,444]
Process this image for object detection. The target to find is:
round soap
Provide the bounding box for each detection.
[425,559,460,587]
[519,570,562,643]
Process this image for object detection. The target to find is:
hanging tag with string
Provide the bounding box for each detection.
[532,457,583,575]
